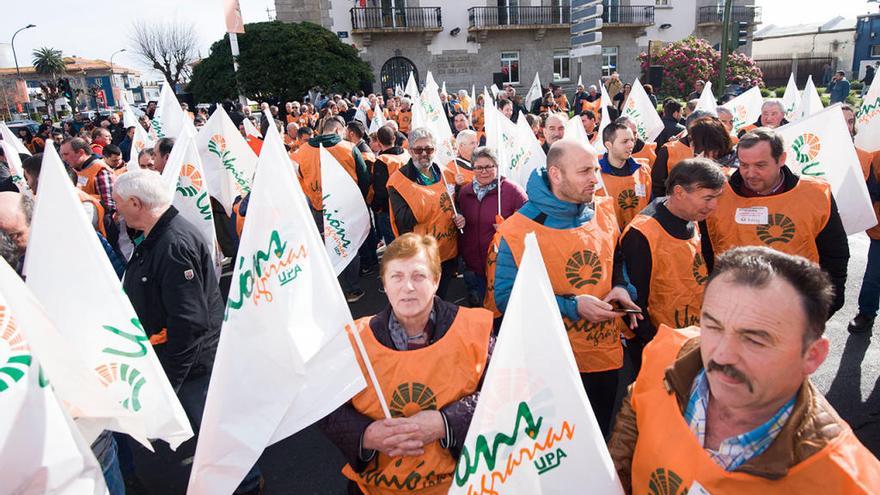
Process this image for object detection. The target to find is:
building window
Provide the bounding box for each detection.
[655,0,670,5]
[872,45,880,57]
[553,50,571,81]
[602,46,618,77]
[501,51,520,85]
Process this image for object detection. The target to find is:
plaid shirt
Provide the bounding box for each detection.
[684,369,796,471]
[93,167,116,212]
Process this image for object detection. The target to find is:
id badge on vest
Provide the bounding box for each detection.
[687,481,711,495]
[635,182,647,198]
[734,206,768,225]
[445,183,456,198]
[76,175,88,188]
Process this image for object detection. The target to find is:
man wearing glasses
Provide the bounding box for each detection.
[387,127,464,299]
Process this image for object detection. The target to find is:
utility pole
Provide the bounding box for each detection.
[717,0,733,98]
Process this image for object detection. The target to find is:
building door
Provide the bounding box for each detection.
[549,0,570,24]
[380,57,418,92]
[380,0,406,27]
[604,0,619,23]
[497,0,519,26]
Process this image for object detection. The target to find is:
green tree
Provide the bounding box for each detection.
[188,21,373,103]
[32,47,67,119]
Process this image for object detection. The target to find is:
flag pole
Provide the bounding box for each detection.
[228,32,247,108]
[346,322,392,419]
[439,164,464,234]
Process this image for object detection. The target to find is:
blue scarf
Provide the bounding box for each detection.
[473,179,498,202]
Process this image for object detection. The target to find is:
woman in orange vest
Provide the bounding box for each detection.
[320,233,494,495]
[387,128,464,300]
[610,247,880,494]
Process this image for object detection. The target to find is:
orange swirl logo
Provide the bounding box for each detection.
[176,163,203,197]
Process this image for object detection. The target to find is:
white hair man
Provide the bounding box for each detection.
[115,169,264,493]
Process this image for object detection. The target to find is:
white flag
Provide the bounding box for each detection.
[187,118,366,495]
[855,72,880,152]
[564,112,592,145]
[162,125,221,270]
[418,82,456,168]
[242,116,262,141]
[153,80,185,140]
[594,82,613,154]
[0,139,28,192]
[425,71,440,94]
[781,73,800,122]
[320,144,370,276]
[121,93,140,129]
[130,121,154,166]
[795,75,823,121]
[450,233,624,495]
[369,103,387,134]
[442,80,447,95]
[469,85,476,117]
[721,86,764,135]
[197,105,257,215]
[2,242,150,450]
[622,79,663,143]
[0,120,31,156]
[525,72,542,108]
[354,97,370,128]
[578,74,583,87]
[694,80,718,115]
[778,104,877,234]
[405,71,419,98]
[0,265,109,495]
[513,113,547,187]
[24,145,194,449]
[490,84,502,99]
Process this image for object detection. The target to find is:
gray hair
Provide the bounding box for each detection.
[114,169,173,211]
[456,129,477,145]
[471,146,498,167]
[409,127,435,146]
[762,99,785,114]
[716,106,733,118]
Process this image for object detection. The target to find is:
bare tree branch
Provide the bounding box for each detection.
[129,20,199,89]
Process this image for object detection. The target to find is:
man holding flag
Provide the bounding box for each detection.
[703,128,849,318]
[489,140,640,437]
[609,247,880,493]
[115,170,263,494]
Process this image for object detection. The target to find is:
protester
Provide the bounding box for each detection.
[387,127,462,299]
[620,158,725,373]
[449,129,477,185]
[457,147,527,306]
[115,170,263,494]
[596,121,652,231]
[737,99,788,136]
[716,106,736,136]
[91,127,112,156]
[655,98,685,148]
[320,233,494,494]
[688,116,738,169]
[490,140,640,437]
[609,247,880,493]
[703,128,849,317]
[371,126,410,248]
[651,110,714,197]
[102,144,127,174]
[151,137,175,173]
[613,83,632,114]
[828,70,851,104]
[686,79,705,100]
[615,115,657,169]
[542,113,567,153]
[59,137,116,211]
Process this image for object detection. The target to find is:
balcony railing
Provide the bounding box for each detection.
[350,7,442,31]
[602,5,655,26]
[697,5,761,25]
[468,6,570,29]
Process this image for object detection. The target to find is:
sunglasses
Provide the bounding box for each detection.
[412,147,435,155]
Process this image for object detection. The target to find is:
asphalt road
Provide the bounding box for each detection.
[131,234,880,494]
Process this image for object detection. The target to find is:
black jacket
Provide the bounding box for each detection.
[699,167,849,317]
[122,206,222,390]
[654,116,685,149]
[371,147,406,212]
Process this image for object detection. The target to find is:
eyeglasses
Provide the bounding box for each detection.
[411,147,435,155]
[474,165,496,172]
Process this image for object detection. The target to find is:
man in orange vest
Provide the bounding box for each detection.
[396,98,413,135]
[609,247,880,494]
[616,115,657,167]
[387,127,463,300]
[844,104,880,333]
[59,137,116,212]
[737,99,789,137]
[292,115,370,302]
[372,126,411,247]
[491,139,640,437]
[703,128,849,317]
[596,121,652,231]
[619,158,725,374]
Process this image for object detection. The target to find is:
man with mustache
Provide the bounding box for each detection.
[609,247,880,493]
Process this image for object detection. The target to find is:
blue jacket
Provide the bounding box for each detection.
[494,168,597,321]
[828,78,851,104]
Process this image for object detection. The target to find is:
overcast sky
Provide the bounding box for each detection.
[0,0,875,79]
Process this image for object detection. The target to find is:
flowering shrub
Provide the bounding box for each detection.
[638,36,763,98]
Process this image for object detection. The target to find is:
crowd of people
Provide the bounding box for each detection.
[1,71,880,494]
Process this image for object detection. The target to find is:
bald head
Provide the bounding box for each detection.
[0,192,32,254]
[546,140,600,205]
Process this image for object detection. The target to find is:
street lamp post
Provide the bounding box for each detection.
[11,24,36,118]
[110,48,126,108]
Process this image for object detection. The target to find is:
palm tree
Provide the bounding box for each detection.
[31,47,66,119]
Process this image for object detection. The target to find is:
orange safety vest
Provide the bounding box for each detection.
[231,197,246,237]
[664,140,694,173]
[75,160,114,200]
[595,159,652,231]
[246,135,263,156]
[705,177,831,263]
[472,108,485,132]
[632,142,657,168]
[623,214,706,328]
[388,167,458,261]
[555,95,569,112]
[630,325,880,494]
[489,198,624,372]
[739,123,759,135]
[76,189,107,237]
[341,308,492,495]
[857,147,880,240]
[445,159,474,186]
[376,152,411,177]
[397,111,413,134]
[292,141,359,211]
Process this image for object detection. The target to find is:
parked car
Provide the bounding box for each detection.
[4,119,41,136]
